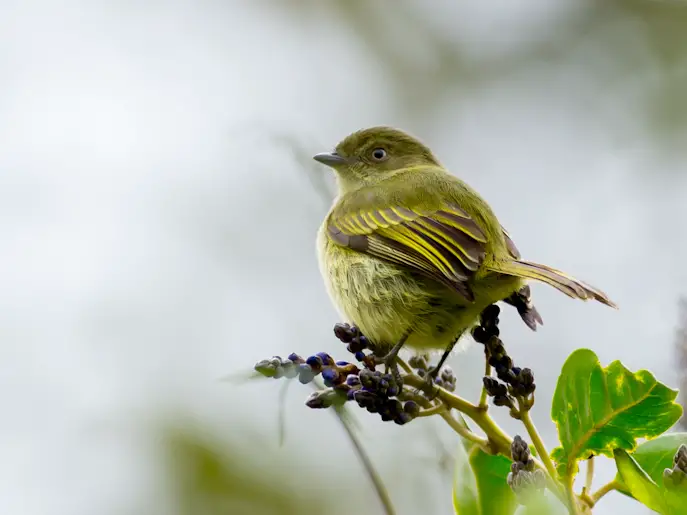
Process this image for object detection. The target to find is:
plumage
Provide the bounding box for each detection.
[315,127,615,361]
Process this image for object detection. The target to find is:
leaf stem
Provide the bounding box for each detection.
[439,410,489,449]
[563,473,582,515]
[403,374,479,413]
[401,374,513,464]
[397,357,413,374]
[478,360,491,410]
[416,404,448,417]
[518,405,558,482]
[584,457,594,493]
[590,479,620,504]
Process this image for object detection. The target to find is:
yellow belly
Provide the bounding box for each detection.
[317,224,521,354]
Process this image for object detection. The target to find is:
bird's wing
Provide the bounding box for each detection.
[327,203,488,301]
[501,226,521,259]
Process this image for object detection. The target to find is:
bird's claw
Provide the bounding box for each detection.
[373,352,402,387]
[421,366,440,400]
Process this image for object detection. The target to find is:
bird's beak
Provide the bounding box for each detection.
[313,152,347,166]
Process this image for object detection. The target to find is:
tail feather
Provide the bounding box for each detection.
[503,285,544,331]
[493,260,617,309]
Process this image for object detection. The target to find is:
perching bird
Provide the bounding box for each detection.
[314,127,616,380]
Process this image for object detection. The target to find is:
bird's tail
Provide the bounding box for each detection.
[491,260,617,308]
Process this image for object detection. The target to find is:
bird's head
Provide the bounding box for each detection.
[313,126,441,192]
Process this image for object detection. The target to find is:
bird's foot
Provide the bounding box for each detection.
[371,332,411,387]
[420,366,441,400]
[373,350,403,389]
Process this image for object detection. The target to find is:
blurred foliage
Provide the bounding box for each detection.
[164,426,325,515]
[270,0,687,157]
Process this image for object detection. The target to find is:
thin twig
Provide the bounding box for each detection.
[402,374,480,415]
[312,381,396,515]
[590,480,620,505]
[584,457,594,494]
[397,356,413,374]
[563,473,582,515]
[439,410,489,449]
[518,404,558,483]
[416,404,448,417]
[277,380,292,446]
[478,360,491,410]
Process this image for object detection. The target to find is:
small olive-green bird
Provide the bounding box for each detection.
[314,127,616,377]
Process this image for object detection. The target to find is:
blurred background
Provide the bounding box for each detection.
[1,0,687,514]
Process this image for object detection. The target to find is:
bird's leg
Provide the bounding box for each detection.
[421,340,457,398]
[373,331,411,386]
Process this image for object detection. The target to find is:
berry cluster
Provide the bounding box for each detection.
[664,444,687,486]
[254,352,359,387]
[507,436,546,496]
[254,348,421,424]
[473,305,536,414]
[408,354,456,392]
[348,369,419,424]
[333,323,379,369]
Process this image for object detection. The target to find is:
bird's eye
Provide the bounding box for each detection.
[371,148,387,161]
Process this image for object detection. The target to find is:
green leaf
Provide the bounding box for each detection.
[453,441,518,515]
[470,448,519,514]
[614,449,670,514]
[550,349,682,476]
[615,438,687,514]
[616,433,687,488]
[453,442,480,515]
[664,481,687,515]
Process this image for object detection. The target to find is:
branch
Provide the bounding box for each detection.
[313,381,396,515]
[478,359,491,410]
[590,479,620,505]
[518,401,558,483]
[563,473,582,515]
[439,410,490,449]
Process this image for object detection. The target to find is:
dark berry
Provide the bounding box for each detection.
[316,352,334,365]
[346,375,361,387]
[403,401,420,417]
[483,304,501,320]
[306,355,323,368]
[394,412,413,425]
[334,323,353,343]
[321,368,339,387]
[298,364,316,384]
[472,326,489,344]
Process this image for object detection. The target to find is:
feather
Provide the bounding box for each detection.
[327,203,487,301]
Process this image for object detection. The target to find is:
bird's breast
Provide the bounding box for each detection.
[317,222,471,348]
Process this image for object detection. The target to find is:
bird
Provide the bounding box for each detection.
[314,126,616,382]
